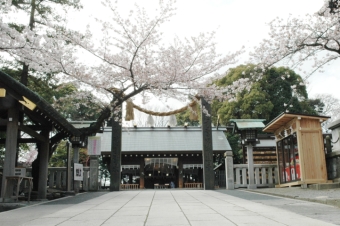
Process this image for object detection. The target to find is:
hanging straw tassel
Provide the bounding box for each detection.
[168,114,177,127]
[189,101,198,121]
[146,114,155,127]
[125,99,134,121]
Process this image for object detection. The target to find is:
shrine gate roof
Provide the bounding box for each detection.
[0,71,80,136]
[98,127,232,153]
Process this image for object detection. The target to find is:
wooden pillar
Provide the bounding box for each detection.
[178,157,183,188]
[73,146,80,193]
[247,144,257,189]
[201,98,215,190]
[37,130,49,200]
[129,174,133,184]
[1,108,19,200]
[66,141,72,191]
[110,112,122,191]
[140,158,145,189]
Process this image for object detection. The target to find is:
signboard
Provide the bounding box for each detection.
[14,168,26,177]
[74,163,83,181]
[87,136,101,155]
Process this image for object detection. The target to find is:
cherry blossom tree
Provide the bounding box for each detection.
[55,0,247,117]
[0,0,253,192]
[0,0,82,84]
[53,0,249,191]
[250,0,340,79]
[312,93,340,129]
[1,0,249,122]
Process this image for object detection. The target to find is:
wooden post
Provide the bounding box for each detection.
[201,98,215,190]
[326,135,332,154]
[66,141,72,191]
[73,146,80,193]
[140,158,145,189]
[178,157,183,188]
[110,112,122,191]
[1,108,19,200]
[37,130,49,200]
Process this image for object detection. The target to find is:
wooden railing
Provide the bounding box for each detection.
[47,167,90,191]
[153,184,170,189]
[121,184,139,190]
[234,164,278,188]
[184,183,203,189]
[24,167,91,191]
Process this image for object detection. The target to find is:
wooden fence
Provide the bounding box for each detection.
[184,183,203,189]
[121,184,139,190]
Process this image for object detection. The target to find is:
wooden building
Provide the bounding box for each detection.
[99,127,232,189]
[263,113,329,187]
[242,134,276,164]
[0,71,81,200]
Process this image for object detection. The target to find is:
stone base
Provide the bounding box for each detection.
[308,182,340,190]
[248,184,257,189]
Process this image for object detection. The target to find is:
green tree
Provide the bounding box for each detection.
[176,109,201,126]
[49,140,89,167]
[213,64,316,125]
[226,133,242,164]
[1,67,103,121]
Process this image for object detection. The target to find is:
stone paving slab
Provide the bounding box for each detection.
[0,190,339,226]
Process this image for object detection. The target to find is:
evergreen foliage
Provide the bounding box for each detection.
[213,64,316,125]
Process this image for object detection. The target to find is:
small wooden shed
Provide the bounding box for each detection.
[263,113,329,187]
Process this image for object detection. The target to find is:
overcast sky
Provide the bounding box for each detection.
[68,0,340,103]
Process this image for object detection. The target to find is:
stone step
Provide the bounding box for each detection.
[308,182,340,190]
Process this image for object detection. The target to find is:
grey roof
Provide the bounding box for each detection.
[98,127,231,153]
[70,121,97,129]
[230,119,266,130]
[327,118,340,130]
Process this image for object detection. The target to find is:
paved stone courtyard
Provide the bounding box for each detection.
[0,190,339,226]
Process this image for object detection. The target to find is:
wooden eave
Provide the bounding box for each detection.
[263,112,330,133]
[0,70,81,137]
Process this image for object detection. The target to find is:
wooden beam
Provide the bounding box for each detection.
[252,153,277,157]
[0,138,40,144]
[18,124,48,142]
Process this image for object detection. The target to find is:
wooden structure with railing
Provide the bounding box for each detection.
[263,113,330,188]
[121,184,139,190]
[184,183,203,189]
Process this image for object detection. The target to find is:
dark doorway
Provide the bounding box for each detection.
[144,158,178,188]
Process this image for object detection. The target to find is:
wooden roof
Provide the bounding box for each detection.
[263,112,330,133]
[0,70,81,137]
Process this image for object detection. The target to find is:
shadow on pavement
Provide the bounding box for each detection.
[42,191,109,205]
